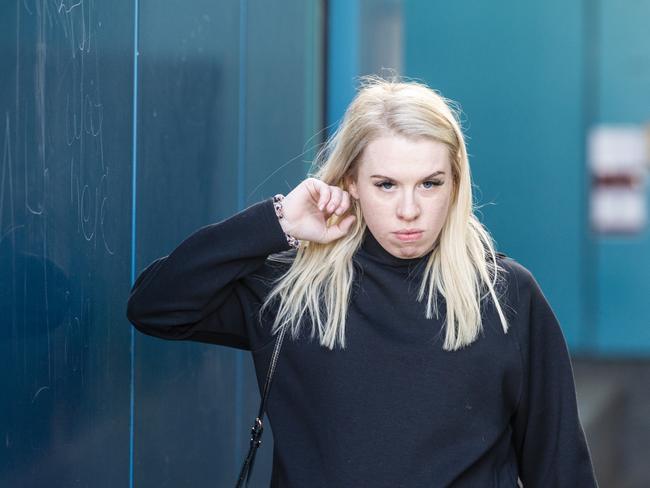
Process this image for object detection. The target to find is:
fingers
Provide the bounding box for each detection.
[315,180,331,211]
[329,188,352,216]
[299,178,356,243]
[325,187,343,214]
[335,191,351,216]
[310,179,351,215]
[323,214,356,242]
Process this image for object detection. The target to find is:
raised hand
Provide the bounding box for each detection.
[277,178,357,244]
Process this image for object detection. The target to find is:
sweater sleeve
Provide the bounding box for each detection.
[125,197,292,351]
[510,267,598,487]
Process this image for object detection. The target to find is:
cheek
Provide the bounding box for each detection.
[356,191,391,225]
[429,195,452,223]
[358,195,389,219]
[436,196,454,229]
[427,184,453,208]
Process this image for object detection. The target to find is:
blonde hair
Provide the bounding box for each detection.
[259,75,509,351]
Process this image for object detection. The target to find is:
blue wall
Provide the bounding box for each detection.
[404,0,589,350]
[0,1,323,486]
[402,0,650,355]
[2,0,648,485]
[327,0,650,355]
[593,0,650,354]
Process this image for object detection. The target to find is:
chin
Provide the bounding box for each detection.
[404,250,423,258]
[398,240,435,256]
[394,245,422,257]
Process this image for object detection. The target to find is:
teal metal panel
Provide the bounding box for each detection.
[594,0,650,355]
[134,1,244,486]
[404,1,590,350]
[327,0,360,131]
[134,1,324,486]
[0,1,134,486]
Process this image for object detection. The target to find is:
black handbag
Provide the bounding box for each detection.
[235,325,288,487]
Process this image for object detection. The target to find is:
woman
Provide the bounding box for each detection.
[126,76,598,487]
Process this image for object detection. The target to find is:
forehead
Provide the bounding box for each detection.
[359,134,450,176]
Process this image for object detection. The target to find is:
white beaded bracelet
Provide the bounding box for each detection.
[273,194,301,249]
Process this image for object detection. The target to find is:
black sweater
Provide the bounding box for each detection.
[126,198,598,487]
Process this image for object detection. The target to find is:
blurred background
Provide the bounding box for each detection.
[0,0,648,486]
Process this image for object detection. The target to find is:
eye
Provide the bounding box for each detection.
[375,181,395,190]
[374,180,444,191]
[422,180,444,189]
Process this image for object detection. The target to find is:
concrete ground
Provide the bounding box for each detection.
[572,357,650,488]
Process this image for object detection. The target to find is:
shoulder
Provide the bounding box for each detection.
[498,253,532,278]
[493,253,560,343]
[492,252,540,306]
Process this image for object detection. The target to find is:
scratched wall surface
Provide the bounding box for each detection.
[0,0,134,487]
[0,0,323,487]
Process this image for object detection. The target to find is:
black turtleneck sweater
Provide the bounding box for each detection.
[126,197,598,487]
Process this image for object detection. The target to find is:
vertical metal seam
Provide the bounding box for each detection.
[235,0,248,468]
[320,0,330,135]
[129,0,140,486]
[326,0,359,135]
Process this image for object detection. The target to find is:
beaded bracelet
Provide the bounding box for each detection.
[273,194,301,249]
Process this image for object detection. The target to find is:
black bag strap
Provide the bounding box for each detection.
[235,325,288,488]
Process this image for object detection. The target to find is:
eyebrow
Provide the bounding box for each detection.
[370,171,445,180]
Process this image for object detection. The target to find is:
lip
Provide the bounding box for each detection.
[394,230,423,242]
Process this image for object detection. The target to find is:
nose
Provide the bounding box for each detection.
[397,192,420,220]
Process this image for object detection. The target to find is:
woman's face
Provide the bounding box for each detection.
[347,134,454,260]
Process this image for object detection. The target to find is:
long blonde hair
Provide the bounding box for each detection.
[259,75,509,351]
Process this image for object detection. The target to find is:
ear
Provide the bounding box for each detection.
[344,173,359,200]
